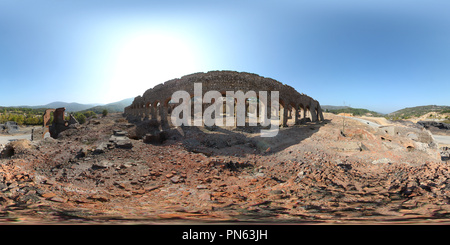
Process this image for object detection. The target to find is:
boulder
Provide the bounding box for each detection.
[109,130,133,149]
[143,131,167,144]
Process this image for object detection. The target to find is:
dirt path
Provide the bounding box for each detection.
[0,133,31,144]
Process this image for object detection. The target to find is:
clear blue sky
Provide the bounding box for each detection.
[1,0,449,114]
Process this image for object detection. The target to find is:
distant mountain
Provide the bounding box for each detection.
[389,105,450,118]
[323,105,384,117]
[12,98,134,113]
[321,105,351,111]
[83,98,134,114]
[16,102,102,112]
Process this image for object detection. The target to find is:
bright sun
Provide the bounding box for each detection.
[105,32,200,102]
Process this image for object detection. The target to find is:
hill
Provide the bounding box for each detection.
[34,102,102,112]
[324,106,384,117]
[82,98,134,114]
[321,105,351,111]
[13,98,133,113]
[16,102,102,112]
[0,98,133,125]
[388,105,450,119]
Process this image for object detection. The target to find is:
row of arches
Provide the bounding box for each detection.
[124,95,322,128]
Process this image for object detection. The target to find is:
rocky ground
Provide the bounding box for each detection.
[1,113,450,224]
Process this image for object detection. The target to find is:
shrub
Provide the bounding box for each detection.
[83,111,96,118]
[74,113,86,124]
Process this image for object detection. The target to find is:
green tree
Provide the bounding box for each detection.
[102,109,108,117]
[74,113,86,124]
[83,110,97,118]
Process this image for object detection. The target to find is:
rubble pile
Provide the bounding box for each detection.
[1,113,450,223]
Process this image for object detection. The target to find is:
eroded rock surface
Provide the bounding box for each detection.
[0,113,449,224]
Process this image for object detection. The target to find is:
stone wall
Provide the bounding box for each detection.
[124,70,324,127]
[377,125,435,144]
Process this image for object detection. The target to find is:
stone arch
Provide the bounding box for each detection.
[298,104,305,122]
[287,102,298,126]
[152,101,161,121]
[158,97,171,127]
[279,99,288,127]
[124,70,324,126]
[224,95,235,117]
[305,105,311,121]
[255,95,268,125]
[145,101,152,119]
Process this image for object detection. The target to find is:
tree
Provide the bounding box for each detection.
[74,113,86,124]
[102,109,108,117]
[83,111,96,118]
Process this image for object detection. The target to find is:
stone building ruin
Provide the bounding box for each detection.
[0,121,19,134]
[124,71,324,128]
[31,107,79,140]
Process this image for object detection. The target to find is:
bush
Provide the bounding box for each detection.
[83,111,96,118]
[102,109,108,117]
[74,113,86,124]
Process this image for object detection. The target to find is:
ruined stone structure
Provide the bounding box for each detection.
[0,121,19,134]
[31,107,79,140]
[124,71,324,128]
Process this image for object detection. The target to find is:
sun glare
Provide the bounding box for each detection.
[105,32,200,102]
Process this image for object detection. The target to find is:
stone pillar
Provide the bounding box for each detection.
[293,107,298,125]
[138,104,145,120]
[318,107,324,121]
[151,104,156,120]
[310,105,318,122]
[283,107,288,127]
[160,104,169,129]
[256,102,260,121]
[144,104,150,120]
[280,106,288,127]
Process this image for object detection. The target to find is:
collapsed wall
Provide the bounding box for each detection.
[31,107,79,140]
[124,70,324,128]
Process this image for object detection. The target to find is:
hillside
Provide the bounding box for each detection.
[321,105,351,111]
[13,98,133,113]
[18,102,102,112]
[324,106,384,117]
[83,98,133,114]
[388,105,450,120]
[0,98,133,126]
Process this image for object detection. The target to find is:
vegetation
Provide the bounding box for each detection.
[0,107,99,126]
[0,98,131,126]
[387,105,450,121]
[389,105,450,117]
[0,107,46,125]
[326,107,383,117]
[71,111,97,124]
[73,112,86,124]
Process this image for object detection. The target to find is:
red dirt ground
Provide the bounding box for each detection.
[1,113,450,224]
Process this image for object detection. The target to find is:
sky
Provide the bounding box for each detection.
[0,0,449,114]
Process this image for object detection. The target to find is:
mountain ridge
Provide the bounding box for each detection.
[5,102,450,116]
[388,105,450,118]
[10,98,133,113]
